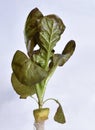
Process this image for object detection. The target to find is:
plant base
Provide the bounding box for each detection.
[33,108,49,130]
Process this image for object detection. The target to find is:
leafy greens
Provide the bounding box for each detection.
[11,8,76,124]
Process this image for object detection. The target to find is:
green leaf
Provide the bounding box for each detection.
[32,48,54,70]
[11,73,36,98]
[62,40,76,62]
[24,8,43,57]
[12,50,48,86]
[47,14,65,35]
[54,104,66,124]
[33,16,65,71]
[32,49,46,68]
[38,16,65,52]
[51,40,76,67]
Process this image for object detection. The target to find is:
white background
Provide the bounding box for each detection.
[0,0,95,130]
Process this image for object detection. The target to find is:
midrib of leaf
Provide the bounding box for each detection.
[44,20,54,71]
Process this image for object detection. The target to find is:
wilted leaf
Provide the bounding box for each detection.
[44,98,66,124]
[54,104,66,124]
[24,8,43,56]
[11,73,36,98]
[12,50,48,86]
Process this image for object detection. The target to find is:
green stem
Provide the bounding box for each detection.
[44,49,50,71]
[35,80,47,108]
[43,98,60,105]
